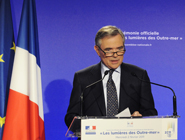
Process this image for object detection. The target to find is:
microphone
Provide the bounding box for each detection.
[131,72,177,116]
[80,70,109,116]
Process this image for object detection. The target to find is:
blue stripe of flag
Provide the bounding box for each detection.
[17,0,40,67]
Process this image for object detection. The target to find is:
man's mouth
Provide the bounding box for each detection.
[110,60,119,63]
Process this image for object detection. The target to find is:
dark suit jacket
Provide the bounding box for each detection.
[65,62,157,127]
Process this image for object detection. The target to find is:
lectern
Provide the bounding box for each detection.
[66,116,178,140]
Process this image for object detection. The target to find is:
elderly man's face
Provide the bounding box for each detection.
[94,34,124,69]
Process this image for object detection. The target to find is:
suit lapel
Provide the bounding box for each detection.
[119,63,130,113]
[88,63,106,116]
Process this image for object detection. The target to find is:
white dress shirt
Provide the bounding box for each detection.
[101,62,121,113]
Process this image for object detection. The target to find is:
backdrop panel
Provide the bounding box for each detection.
[11,0,185,140]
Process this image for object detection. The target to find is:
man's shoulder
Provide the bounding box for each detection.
[121,62,146,73]
[76,63,100,75]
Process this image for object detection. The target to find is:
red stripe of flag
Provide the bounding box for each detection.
[3,89,45,140]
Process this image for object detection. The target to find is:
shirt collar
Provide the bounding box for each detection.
[101,62,121,75]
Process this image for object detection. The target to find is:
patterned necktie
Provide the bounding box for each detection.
[106,69,118,116]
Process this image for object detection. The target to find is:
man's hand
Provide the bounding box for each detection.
[131,111,142,117]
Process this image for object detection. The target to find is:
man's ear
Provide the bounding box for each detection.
[94,45,100,56]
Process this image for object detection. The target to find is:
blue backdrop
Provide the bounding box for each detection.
[11,0,185,139]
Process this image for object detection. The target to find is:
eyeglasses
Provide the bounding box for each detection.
[98,46,126,57]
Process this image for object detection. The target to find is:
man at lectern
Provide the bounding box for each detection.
[65,25,157,128]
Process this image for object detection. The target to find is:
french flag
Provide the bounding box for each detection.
[86,126,96,130]
[2,0,45,139]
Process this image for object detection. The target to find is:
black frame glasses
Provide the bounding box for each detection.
[98,46,126,57]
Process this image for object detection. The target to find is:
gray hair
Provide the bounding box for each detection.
[95,25,125,47]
